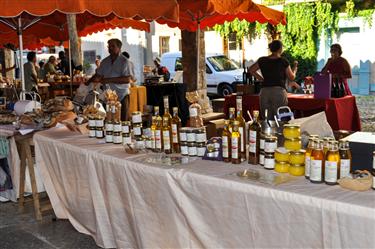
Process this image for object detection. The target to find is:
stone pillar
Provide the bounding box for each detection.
[67,14,83,69]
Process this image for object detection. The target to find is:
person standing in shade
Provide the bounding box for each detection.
[249,40,298,119]
[23,51,38,92]
[86,38,134,120]
[43,56,57,77]
[58,51,70,75]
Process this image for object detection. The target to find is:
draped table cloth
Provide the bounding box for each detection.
[224,94,361,131]
[34,128,374,248]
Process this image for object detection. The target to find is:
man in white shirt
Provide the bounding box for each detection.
[87,38,134,120]
[23,52,38,92]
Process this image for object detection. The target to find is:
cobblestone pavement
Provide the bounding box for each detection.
[356,95,375,132]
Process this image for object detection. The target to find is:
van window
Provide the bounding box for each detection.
[207,55,239,72]
[206,64,212,74]
[175,57,183,71]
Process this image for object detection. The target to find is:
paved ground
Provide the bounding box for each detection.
[356,95,375,132]
[0,200,100,249]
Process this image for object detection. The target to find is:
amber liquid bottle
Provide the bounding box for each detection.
[304,137,317,179]
[248,110,261,165]
[325,141,340,185]
[339,140,352,179]
[222,120,231,163]
[231,120,241,164]
[310,140,324,183]
[163,96,172,127]
[236,96,246,161]
[171,107,181,153]
[162,116,172,154]
[154,106,163,152]
[150,116,157,150]
[228,107,236,133]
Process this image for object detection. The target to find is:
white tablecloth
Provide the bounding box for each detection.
[34,128,375,248]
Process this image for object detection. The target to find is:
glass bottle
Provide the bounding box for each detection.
[248,110,261,165]
[171,107,181,153]
[231,120,241,164]
[339,140,352,179]
[305,137,317,179]
[236,95,246,161]
[163,96,172,127]
[162,116,172,154]
[310,140,324,183]
[150,116,157,150]
[323,137,332,155]
[228,107,236,133]
[222,120,231,163]
[154,106,163,152]
[324,141,340,185]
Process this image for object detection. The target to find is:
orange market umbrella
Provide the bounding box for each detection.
[0,0,178,90]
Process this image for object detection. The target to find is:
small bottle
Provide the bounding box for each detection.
[324,141,340,185]
[162,116,172,154]
[171,107,181,153]
[236,95,246,161]
[339,140,352,179]
[248,110,261,165]
[222,120,231,163]
[310,140,324,183]
[228,107,236,133]
[305,137,317,179]
[231,120,241,164]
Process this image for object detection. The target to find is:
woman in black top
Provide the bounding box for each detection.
[249,40,298,119]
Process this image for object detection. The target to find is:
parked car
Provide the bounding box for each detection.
[160,51,243,96]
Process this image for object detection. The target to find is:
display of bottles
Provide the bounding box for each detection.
[231,120,241,164]
[222,120,231,163]
[171,107,181,153]
[163,96,172,127]
[305,137,317,179]
[236,95,246,161]
[339,140,352,179]
[325,141,340,185]
[154,106,163,152]
[228,107,236,132]
[248,110,261,165]
[162,116,172,154]
[310,140,324,183]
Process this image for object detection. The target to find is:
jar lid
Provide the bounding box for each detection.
[265,135,277,141]
[290,163,304,167]
[122,121,131,125]
[132,111,142,115]
[113,121,121,124]
[265,152,274,158]
[290,149,306,155]
[284,124,300,129]
[284,137,301,141]
[180,127,189,132]
[275,147,290,154]
[275,161,289,165]
[106,120,113,124]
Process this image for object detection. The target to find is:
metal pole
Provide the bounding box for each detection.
[68,39,73,97]
[18,17,25,91]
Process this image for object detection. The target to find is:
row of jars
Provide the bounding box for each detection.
[179,127,207,157]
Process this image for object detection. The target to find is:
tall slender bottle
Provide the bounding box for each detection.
[305,137,316,179]
[150,116,157,150]
[154,106,163,152]
[162,116,172,154]
[242,60,247,85]
[163,96,172,127]
[236,95,246,161]
[325,141,340,185]
[231,120,241,164]
[248,110,261,165]
[222,120,231,163]
[228,107,236,133]
[339,140,352,179]
[171,107,181,153]
[310,140,324,183]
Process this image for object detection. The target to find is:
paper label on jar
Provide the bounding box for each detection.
[132,114,142,123]
[197,147,206,157]
[188,146,197,156]
[89,119,96,127]
[340,159,351,178]
[189,107,198,117]
[196,133,207,143]
[172,124,178,143]
[96,130,103,138]
[236,98,242,111]
[264,141,277,153]
[181,145,188,155]
[122,136,131,145]
[259,153,265,165]
[163,130,171,150]
[222,136,229,158]
[239,127,244,152]
[113,135,122,144]
[122,126,130,133]
[260,138,265,150]
[264,158,275,169]
[231,137,239,159]
[310,160,322,181]
[325,161,338,183]
[113,124,122,132]
[179,132,187,142]
[187,133,195,142]
[105,135,113,143]
[105,123,113,131]
[249,130,257,153]
[134,126,142,136]
[155,130,162,149]
[89,130,96,137]
[305,156,311,177]
[96,119,104,127]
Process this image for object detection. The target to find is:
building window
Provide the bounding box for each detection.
[159,36,170,56]
[228,33,242,51]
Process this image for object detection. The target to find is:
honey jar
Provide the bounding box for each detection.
[283,124,301,139]
[264,152,275,170]
[275,161,290,173]
[259,151,265,166]
[289,163,305,176]
[289,150,305,165]
[122,121,131,134]
[284,137,302,151]
[274,147,290,162]
[113,121,122,132]
[264,135,277,153]
[105,131,113,143]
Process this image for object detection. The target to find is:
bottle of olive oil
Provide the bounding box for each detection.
[228,107,236,133]
[325,141,340,185]
[154,106,163,152]
[150,116,157,150]
[305,137,316,179]
[236,95,246,161]
[310,140,324,183]
[163,96,172,127]
[248,110,261,165]
[339,140,352,179]
[231,120,241,164]
[162,116,172,154]
[222,120,231,163]
[171,107,181,153]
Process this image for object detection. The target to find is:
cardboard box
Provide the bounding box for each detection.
[206,119,225,139]
[343,132,375,171]
[236,84,254,95]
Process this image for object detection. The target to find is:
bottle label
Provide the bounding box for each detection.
[239,127,244,152]
[155,130,162,149]
[249,130,257,153]
[132,114,142,123]
[325,161,338,183]
[179,132,187,142]
[96,119,104,127]
[122,125,130,133]
[188,146,197,156]
[197,147,206,157]
[187,133,196,142]
[105,134,113,143]
[189,107,198,117]
[231,137,239,159]
[89,129,96,137]
[264,158,275,169]
[163,130,171,150]
[181,145,188,155]
[260,138,265,150]
[305,156,311,177]
[264,141,277,153]
[134,126,142,136]
[113,124,122,132]
[172,124,178,143]
[236,99,242,111]
[196,133,207,143]
[222,136,229,158]
[122,136,131,145]
[310,160,322,181]
[105,123,113,131]
[95,130,103,138]
[113,135,122,144]
[89,119,96,127]
[340,159,351,178]
[259,153,265,165]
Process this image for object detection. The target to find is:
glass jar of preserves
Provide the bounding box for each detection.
[179,127,188,142]
[113,131,122,144]
[264,152,275,170]
[259,151,265,166]
[132,111,142,125]
[89,127,96,138]
[275,161,290,173]
[88,118,96,129]
[105,131,113,143]
[122,133,131,145]
[133,123,142,137]
[95,126,104,139]
[197,142,206,157]
[181,141,189,156]
[274,147,290,162]
[105,121,113,132]
[264,135,277,153]
[283,124,301,139]
[289,150,305,165]
[135,137,145,150]
[284,137,302,151]
[188,142,197,157]
[289,163,305,176]
[95,118,104,128]
[122,121,131,134]
[113,121,122,132]
[195,127,207,143]
[186,128,195,142]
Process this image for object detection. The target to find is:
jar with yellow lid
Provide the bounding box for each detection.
[284,137,302,151]
[275,147,290,162]
[275,161,290,173]
[289,163,305,176]
[289,150,305,165]
[283,124,301,139]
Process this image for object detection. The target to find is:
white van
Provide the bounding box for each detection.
[160,52,243,96]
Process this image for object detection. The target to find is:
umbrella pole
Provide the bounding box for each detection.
[68,39,73,97]
[196,21,200,90]
[18,17,25,92]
